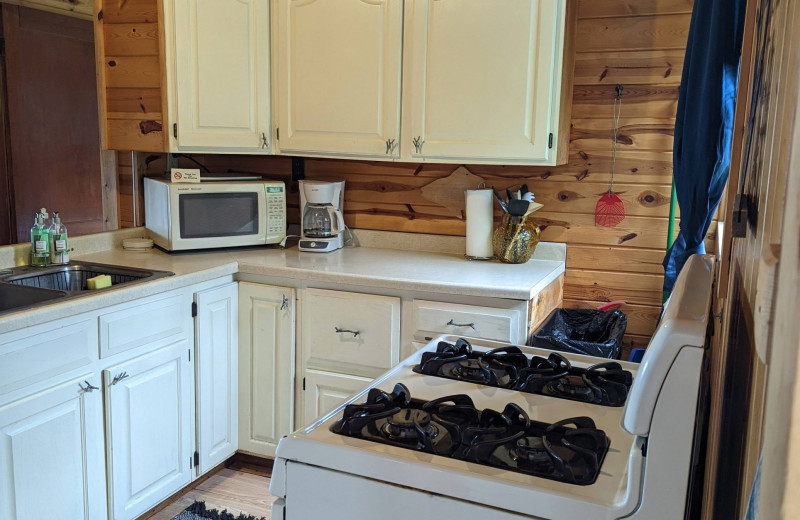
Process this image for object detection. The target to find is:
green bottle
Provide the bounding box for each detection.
[49,211,69,265]
[30,208,50,267]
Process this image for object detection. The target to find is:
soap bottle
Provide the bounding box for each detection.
[49,211,69,265]
[30,210,50,266]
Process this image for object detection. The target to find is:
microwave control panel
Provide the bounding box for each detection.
[266,184,287,238]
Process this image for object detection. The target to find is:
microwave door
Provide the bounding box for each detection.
[174,189,266,249]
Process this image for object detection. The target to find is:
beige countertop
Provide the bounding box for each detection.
[0,229,565,334]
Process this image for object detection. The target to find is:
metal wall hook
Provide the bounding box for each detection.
[385,138,397,155]
[412,136,425,154]
[110,372,129,386]
[335,327,360,337]
[447,319,475,330]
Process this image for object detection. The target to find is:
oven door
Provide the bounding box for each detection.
[169,183,267,250]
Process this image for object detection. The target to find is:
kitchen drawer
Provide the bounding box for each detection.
[0,319,96,396]
[302,289,400,374]
[99,294,188,358]
[411,300,523,344]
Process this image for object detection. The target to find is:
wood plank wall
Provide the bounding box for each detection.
[94,0,168,151]
[117,0,700,347]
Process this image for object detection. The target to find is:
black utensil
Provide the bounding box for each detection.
[493,189,509,213]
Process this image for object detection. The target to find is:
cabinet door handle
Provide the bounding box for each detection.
[335,327,360,338]
[110,372,129,386]
[385,138,397,154]
[412,136,424,153]
[261,132,269,149]
[447,319,475,330]
[280,294,288,311]
[78,380,99,394]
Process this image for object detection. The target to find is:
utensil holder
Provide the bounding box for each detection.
[492,213,541,264]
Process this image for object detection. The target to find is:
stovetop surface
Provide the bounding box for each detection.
[281,337,641,511]
[413,338,634,407]
[331,383,610,485]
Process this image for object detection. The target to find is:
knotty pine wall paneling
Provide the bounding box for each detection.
[117,1,698,346]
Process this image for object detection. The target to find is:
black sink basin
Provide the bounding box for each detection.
[0,283,67,313]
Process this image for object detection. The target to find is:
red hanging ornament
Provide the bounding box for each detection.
[595,85,626,228]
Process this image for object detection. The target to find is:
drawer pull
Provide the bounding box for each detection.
[334,327,361,338]
[78,380,99,394]
[110,372,129,386]
[447,319,475,330]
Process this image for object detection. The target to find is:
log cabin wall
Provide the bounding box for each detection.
[117,0,702,348]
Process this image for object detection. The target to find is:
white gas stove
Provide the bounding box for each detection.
[269,254,714,520]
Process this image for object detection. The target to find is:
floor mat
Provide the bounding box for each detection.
[172,501,268,520]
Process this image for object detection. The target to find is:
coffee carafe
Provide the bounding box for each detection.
[298,180,345,252]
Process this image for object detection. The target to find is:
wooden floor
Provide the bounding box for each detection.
[142,462,277,520]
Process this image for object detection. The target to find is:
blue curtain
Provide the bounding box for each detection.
[663,0,747,293]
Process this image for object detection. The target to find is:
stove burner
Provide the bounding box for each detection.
[381,409,439,442]
[453,358,492,383]
[414,339,634,407]
[332,386,610,486]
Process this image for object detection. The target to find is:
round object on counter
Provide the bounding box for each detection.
[122,238,154,251]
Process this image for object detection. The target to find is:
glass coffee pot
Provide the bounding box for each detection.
[302,203,344,238]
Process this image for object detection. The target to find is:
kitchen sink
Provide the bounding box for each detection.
[0,261,174,315]
[0,283,67,313]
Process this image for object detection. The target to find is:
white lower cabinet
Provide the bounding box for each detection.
[0,374,107,520]
[195,282,239,474]
[302,369,372,426]
[238,282,296,458]
[104,341,194,520]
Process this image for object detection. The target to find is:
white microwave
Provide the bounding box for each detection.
[144,177,286,251]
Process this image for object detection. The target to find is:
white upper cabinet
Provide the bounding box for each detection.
[402,0,567,164]
[171,0,272,151]
[275,0,404,158]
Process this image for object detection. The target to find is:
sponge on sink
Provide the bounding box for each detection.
[87,275,112,290]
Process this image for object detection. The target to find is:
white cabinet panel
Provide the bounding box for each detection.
[99,294,187,358]
[302,369,371,426]
[302,288,400,375]
[0,318,96,395]
[403,0,565,163]
[239,282,295,458]
[411,300,523,344]
[0,375,106,520]
[105,341,194,520]
[172,0,271,150]
[276,0,403,157]
[195,283,238,474]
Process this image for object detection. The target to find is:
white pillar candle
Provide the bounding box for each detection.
[465,188,494,259]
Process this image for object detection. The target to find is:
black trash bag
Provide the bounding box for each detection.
[531,309,627,359]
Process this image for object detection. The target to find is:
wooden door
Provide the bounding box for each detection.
[172,0,271,151]
[0,375,107,520]
[403,0,565,164]
[3,5,107,238]
[195,283,238,475]
[104,341,194,520]
[275,0,403,158]
[238,282,295,458]
[302,368,371,426]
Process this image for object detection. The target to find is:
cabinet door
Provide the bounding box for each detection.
[238,283,296,458]
[275,0,403,157]
[172,0,271,150]
[302,369,371,426]
[0,375,106,520]
[195,283,238,475]
[403,0,565,163]
[105,341,194,520]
